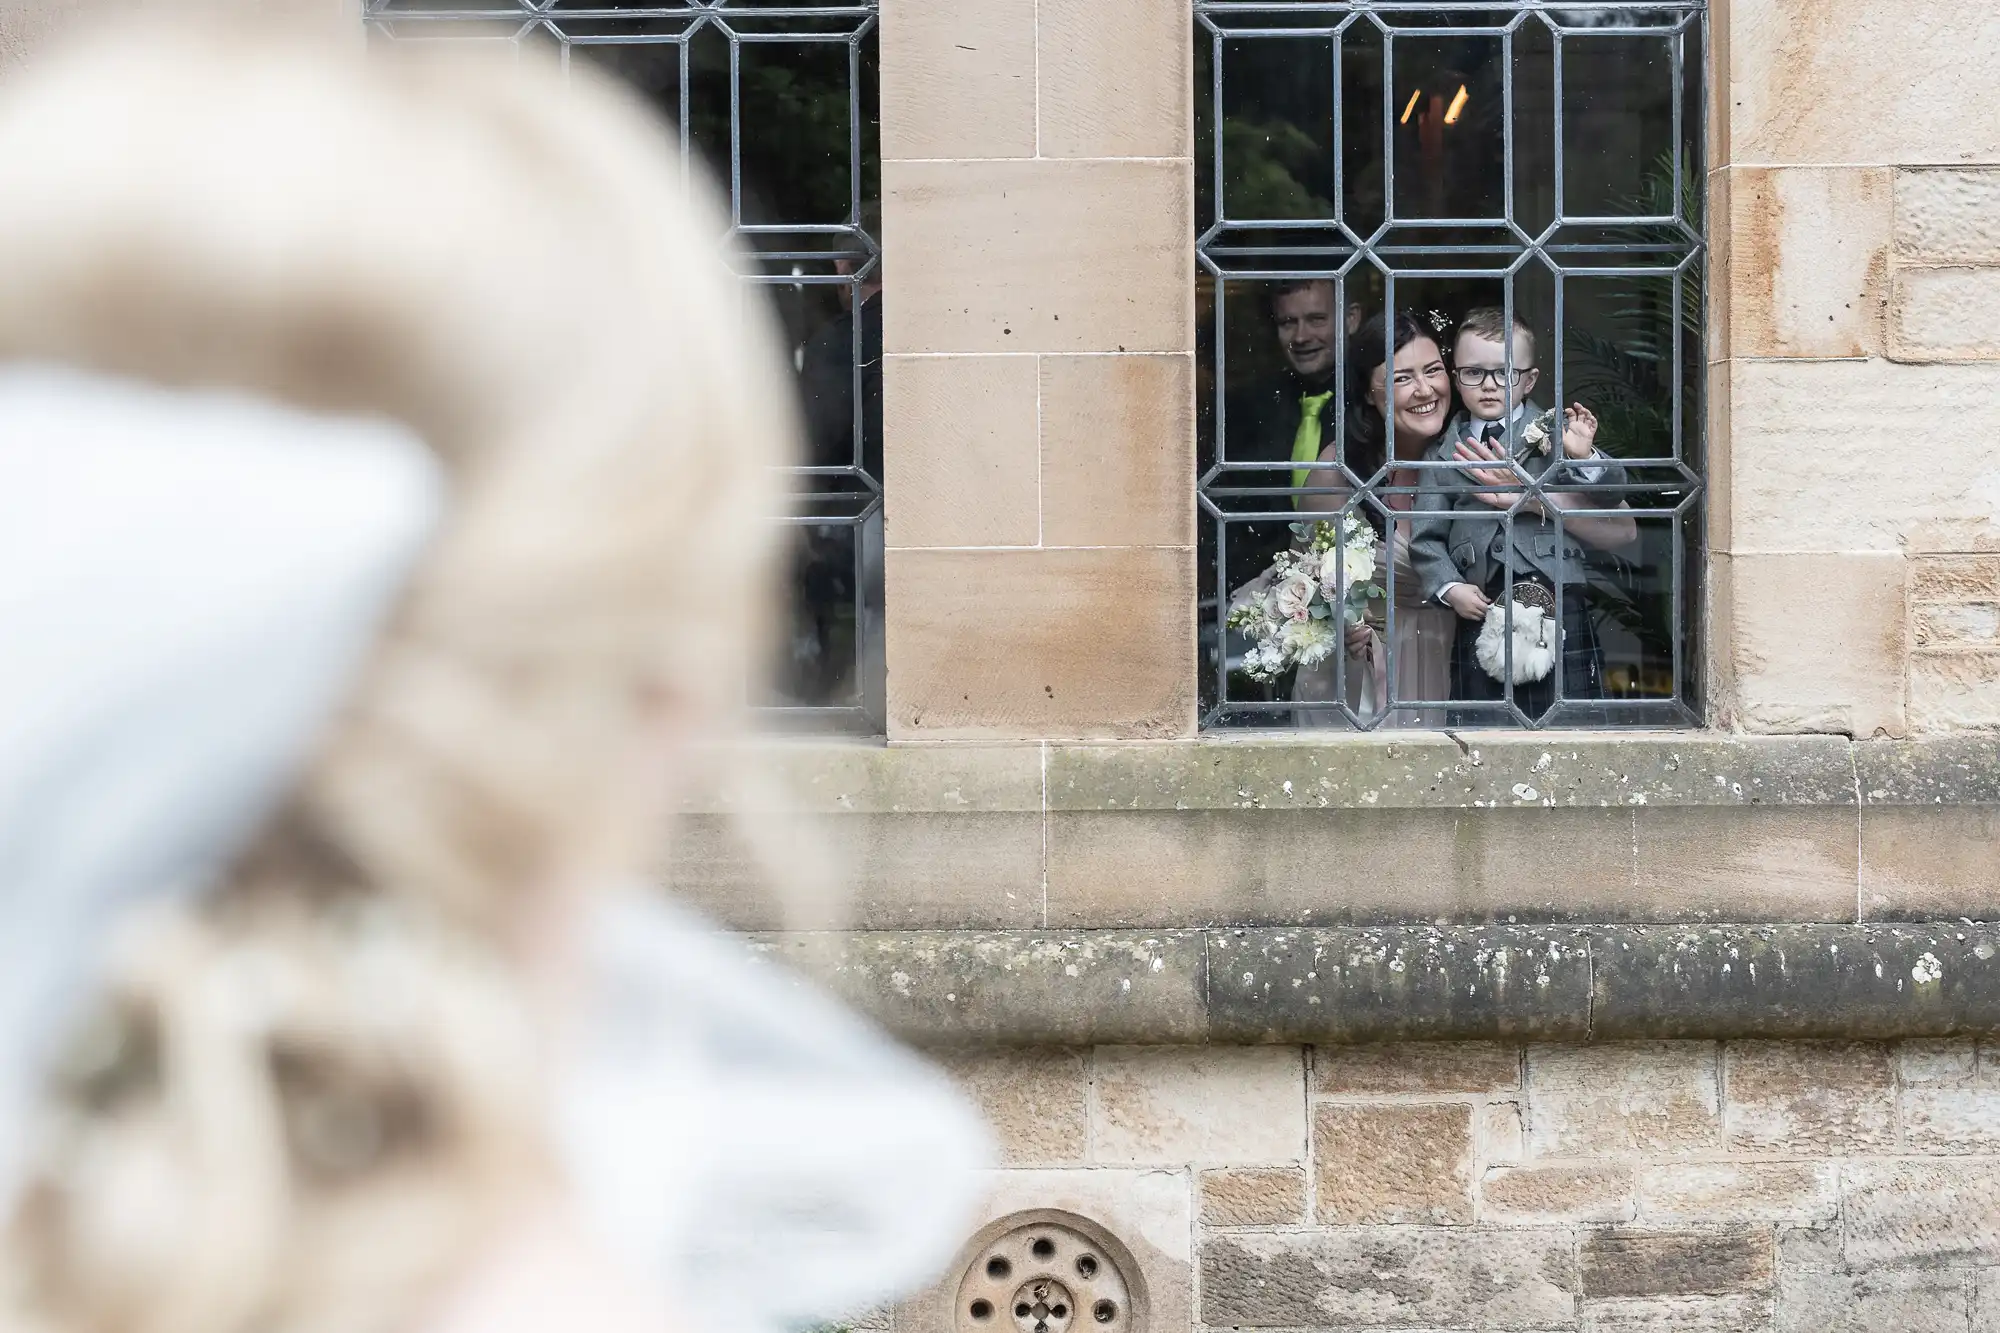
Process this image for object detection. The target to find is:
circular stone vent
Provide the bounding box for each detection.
[954,1221,1134,1333]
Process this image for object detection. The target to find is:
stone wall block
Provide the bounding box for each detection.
[1048,803,1879,928]
[1853,735,2000,804]
[883,354,1040,548]
[1978,1269,2000,1332]
[1580,1228,1774,1298]
[1721,549,1908,738]
[1036,0,1189,158]
[1776,1224,1847,1271]
[1312,1103,1474,1225]
[1708,165,1732,365]
[1631,805,1862,919]
[1728,166,1890,359]
[1730,0,2000,165]
[1706,366,1734,559]
[1861,806,2000,921]
[1590,925,2000,1042]
[1481,1162,1636,1225]
[1724,1041,1898,1154]
[1090,1045,1304,1166]
[884,158,1191,355]
[666,810,1046,931]
[1038,353,1193,548]
[1197,1167,1307,1227]
[880,0,1036,158]
[1914,602,2000,647]
[1904,1083,2000,1152]
[1199,1228,1576,1328]
[1640,1161,1839,1225]
[886,546,1194,740]
[1913,555,2000,603]
[935,1048,1088,1166]
[1582,1293,1774,1332]
[1206,926,1592,1045]
[1910,648,2000,732]
[673,738,1050,818]
[1728,358,2000,556]
[1045,732,1861,812]
[1046,805,1660,928]
[1525,1042,1722,1158]
[1313,1041,1522,1095]
[1775,1268,1971,1333]
[1902,1038,1983,1085]
[1899,1038,2000,1151]
[1842,1159,2000,1267]
[1474,1099,1527,1164]
[1897,169,2000,265]
[1889,267,2000,363]
[751,931,1211,1047]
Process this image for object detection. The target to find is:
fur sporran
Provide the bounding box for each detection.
[1474,581,1559,684]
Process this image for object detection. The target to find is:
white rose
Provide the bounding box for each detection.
[1342,542,1378,588]
[1274,572,1316,622]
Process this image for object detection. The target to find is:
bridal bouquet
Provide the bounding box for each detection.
[1227,515,1384,680]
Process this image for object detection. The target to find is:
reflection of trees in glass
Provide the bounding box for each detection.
[686,41,879,229]
[583,31,877,233]
[1194,38,1350,227]
[1563,150,1701,685]
[1216,116,1335,219]
[1563,149,1703,465]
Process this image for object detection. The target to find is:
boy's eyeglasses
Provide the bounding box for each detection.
[1454,365,1532,387]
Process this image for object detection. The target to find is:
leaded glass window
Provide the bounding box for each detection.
[365,0,885,732]
[1196,1,1705,730]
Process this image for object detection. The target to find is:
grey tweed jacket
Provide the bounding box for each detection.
[1407,401,1628,603]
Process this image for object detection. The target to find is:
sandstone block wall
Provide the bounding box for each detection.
[878,0,1197,743]
[905,1039,2000,1332]
[1711,0,2000,737]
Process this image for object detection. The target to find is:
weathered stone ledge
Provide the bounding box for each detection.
[687,732,2000,814]
[747,924,2000,1046]
[671,733,2000,931]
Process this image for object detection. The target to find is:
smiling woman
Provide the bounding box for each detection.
[1194,0,1708,732]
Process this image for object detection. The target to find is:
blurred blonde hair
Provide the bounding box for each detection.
[0,20,796,924]
[0,18,798,1333]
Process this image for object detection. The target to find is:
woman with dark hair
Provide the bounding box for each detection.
[1294,311,1458,726]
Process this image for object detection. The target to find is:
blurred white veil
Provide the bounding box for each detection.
[0,362,986,1331]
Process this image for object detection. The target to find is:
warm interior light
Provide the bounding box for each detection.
[1443,84,1470,125]
[1399,88,1423,125]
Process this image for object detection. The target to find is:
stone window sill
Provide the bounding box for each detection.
[668,732,2000,930]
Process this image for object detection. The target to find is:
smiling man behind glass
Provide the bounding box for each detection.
[1212,279,1363,596]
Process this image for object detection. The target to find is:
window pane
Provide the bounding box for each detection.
[364,0,885,731]
[1195,0,1705,732]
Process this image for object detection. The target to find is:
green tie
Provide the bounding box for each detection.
[1291,391,1333,502]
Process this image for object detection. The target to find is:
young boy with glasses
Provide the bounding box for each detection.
[1408,307,1635,720]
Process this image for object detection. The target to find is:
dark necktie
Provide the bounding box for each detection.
[1482,420,1505,447]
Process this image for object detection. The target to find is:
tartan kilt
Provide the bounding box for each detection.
[1450,575,1605,721]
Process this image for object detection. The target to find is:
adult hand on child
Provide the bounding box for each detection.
[1441,583,1492,621]
[1561,402,1599,459]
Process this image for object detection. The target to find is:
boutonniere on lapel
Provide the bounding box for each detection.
[1516,405,1563,458]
